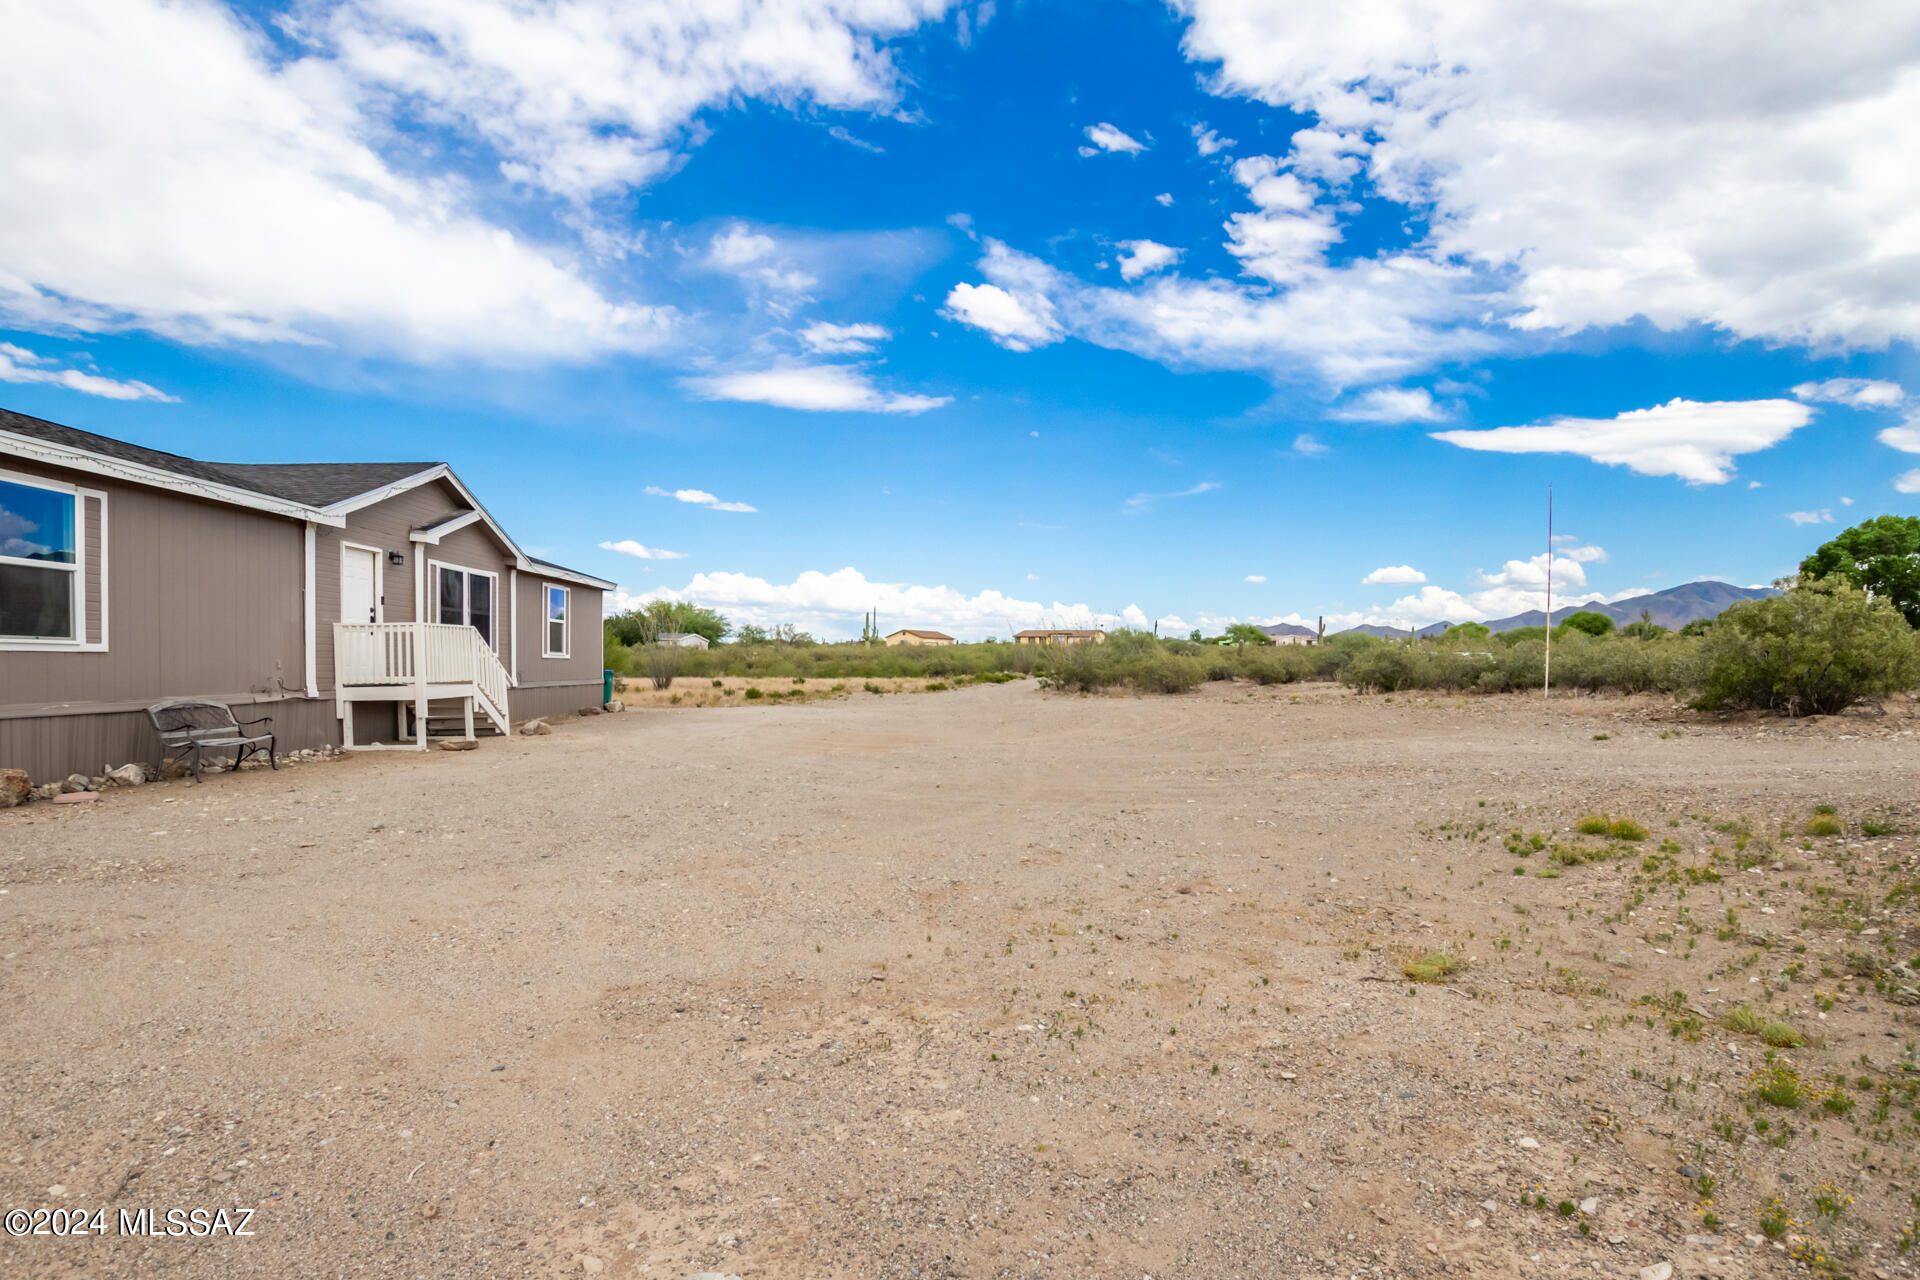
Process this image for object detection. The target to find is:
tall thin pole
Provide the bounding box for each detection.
[1543,484,1553,698]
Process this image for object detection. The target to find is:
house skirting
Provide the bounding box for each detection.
[509,680,605,724]
[0,695,343,785]
[1,680,605,782]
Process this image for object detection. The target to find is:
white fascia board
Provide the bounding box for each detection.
[0,428,342,526]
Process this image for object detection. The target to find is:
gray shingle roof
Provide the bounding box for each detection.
[0,407,436,506]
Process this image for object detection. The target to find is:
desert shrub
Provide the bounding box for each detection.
[1575,815,1610,835]
[1562,610,1616,636]
[1608,818,1648,841]
[1340,645,1437,692]
[1694,578,1920,715]
[1723,1004,1764,1035]
[744,687,764,700]
[1403,951,1466,983]
[1130,652,1206,693]
[1759,1021,1806,1048]
[1807,815,1843,836]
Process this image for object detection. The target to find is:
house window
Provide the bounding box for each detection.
[543,584,569,657]
[0,476,78,641]
[432,563,497,647]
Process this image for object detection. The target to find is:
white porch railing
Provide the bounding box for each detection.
[333,622,510,744]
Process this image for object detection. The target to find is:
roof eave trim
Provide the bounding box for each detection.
[409,508,483,545]
[527,562,616,590]
[0,427,344,526]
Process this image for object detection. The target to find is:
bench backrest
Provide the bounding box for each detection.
[147,700,240,739]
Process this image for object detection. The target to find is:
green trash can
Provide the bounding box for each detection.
[603,669,615,705]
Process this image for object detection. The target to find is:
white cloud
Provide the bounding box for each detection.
[1116,240,1183,282]
[1786,509,1835,526]
[1123,480,1220,513]
[1331,386,1445,423]
[644,485,756,513]
[625,566,1143,641]
[1155,192,1175,207]
[798,322,891,354]
[1363,565,1426,585]
[599,539,687,560]
[1225,155,1341,285]
[317,0,949,201]
[1431,397,1812,484]
[945,238,1497,388]
[1244,574,1267,583]
[1192,125,1235,156]
[942,274,1063,351]
[1291,433,1329,456]
[682,364,949,414]
[1896,470,1920,495]
[709,223,778,268]
[0,342,175,402]
[1082,123,1147,155]
[1792,378,1905,409]
[0,0,676,362]
[1177,0,1920,351]
[1879,424,1920,453]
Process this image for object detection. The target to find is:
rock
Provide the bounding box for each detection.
[572,1255,604,1274]
[62,773,92,793]
[160,759,191,780]
[1516,1137,1540,1150]
[518,719,551,736]
[438,739,478,752]
[106,763,149,787]
[603,700,624,713]
[578,706,603,716]
[0,768,29,808]
[1677,1165,1699,1179]
[1607,952,1635,968]
[1639,1264,1673,1280]
[1579,1197,1598,1215]
[51,791,99,805]
[31,783,61,800]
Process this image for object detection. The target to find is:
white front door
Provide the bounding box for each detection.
[342,546,379,624]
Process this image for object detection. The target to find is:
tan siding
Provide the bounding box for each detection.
[517,572,602,689]
[1,456,305,730]
[320,480,520,691]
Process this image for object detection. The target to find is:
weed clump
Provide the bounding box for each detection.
[1402,951,1466,984]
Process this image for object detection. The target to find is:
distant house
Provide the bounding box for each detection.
[1,407,611,781]
[885,628,955,646]
[1013,628,1107,646]
[1260,623,1318,647]
[659,632,709,649]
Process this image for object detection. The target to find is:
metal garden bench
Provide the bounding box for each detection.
[145,699,278,783]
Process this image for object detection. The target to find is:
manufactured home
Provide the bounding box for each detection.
[0,408,612,781]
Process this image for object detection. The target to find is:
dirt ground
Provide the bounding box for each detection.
[4,680,1919,1280]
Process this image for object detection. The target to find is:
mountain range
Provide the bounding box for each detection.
[1331,580,1777,639]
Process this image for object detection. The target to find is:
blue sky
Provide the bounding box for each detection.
[3,0,1918,638]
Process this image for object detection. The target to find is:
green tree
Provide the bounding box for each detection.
[1561,610,1616,637]
[1189,629,1203,642]
[606,600,730,646]
[1800,514,1920,627]
[1696,578,1919,715]
[1224,623,1271,648]
[1440,621,1492,645]
[733,623,769,645]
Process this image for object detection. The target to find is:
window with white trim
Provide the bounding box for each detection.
[543,583,569,657]
[0,476,79,641]
[432,562,498,648]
